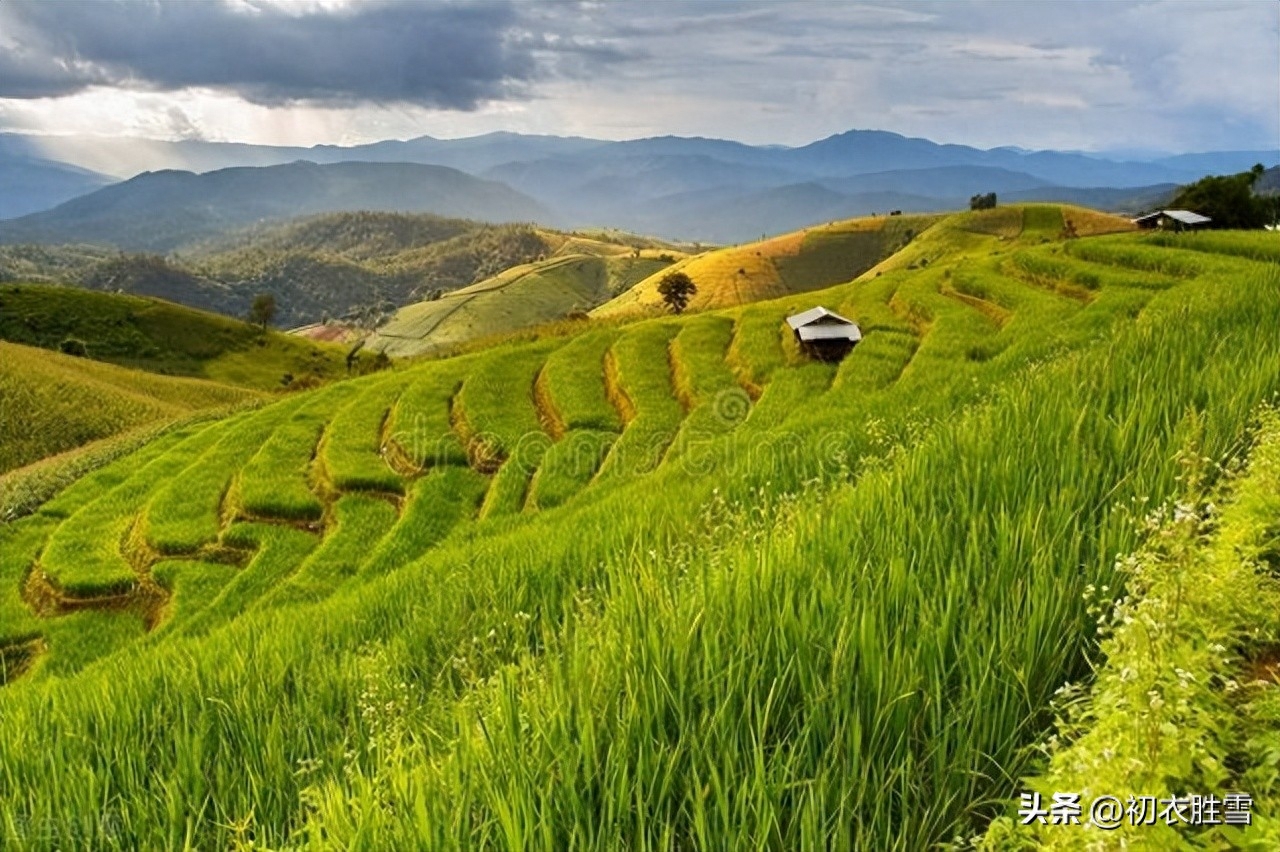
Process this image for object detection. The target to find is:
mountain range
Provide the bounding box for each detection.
[0,161,549,253]
[1,129,1275,245]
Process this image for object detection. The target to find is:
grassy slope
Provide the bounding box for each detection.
[366,235,679,358]
[0,339,258,475]
[592,213,939,317]
[984,407,1280,850]
[0,213,693,332]
[0,283,346,388]
[0,210,1275,849]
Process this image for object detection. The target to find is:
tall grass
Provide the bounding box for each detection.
[262,495,398,606]
[322,373,411,494]
[174,523,317,638]
[0,224,1276,849]
[238,383,359,521]
[360,466,488,578]
[146,396,309,554]
[39,421,231,595]
[663,315,745,462]
[594,323,684,482]
[300,262,1280,850]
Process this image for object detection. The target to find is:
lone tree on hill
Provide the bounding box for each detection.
[657,271,697,314]
[249,293,277,330]
[969,192,998,211]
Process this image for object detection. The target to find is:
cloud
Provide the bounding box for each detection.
[0,0,1274,154]
[0,0,625,109]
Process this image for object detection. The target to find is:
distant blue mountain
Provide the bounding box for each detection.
[2,128,1274,243]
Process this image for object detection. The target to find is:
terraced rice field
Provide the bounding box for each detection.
[2,210,1278,849]
[367,252,675,358]
[593,213,936,316]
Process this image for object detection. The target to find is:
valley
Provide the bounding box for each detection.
[2,204,1278,847]
[2,2,1278,847]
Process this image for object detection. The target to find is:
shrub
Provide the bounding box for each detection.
[58,337,88,357]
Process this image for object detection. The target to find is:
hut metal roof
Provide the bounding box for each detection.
[1162,209,1211,225]
[1131,209,1211,226]
[786,306,856,330]
[797,324,862,343]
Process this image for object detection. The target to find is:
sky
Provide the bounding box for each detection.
[0,0,1277,155]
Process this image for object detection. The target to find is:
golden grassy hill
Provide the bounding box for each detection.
[591,214,938,317]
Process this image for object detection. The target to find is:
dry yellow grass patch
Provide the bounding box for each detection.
[1062,206,1137,237]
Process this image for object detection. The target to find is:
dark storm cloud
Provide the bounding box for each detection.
[0,0,624,108]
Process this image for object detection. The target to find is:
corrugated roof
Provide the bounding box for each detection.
[797,324,862,343]
[1162,209,1211,225]
[786,306,855,330]
[1131,209,1211,225]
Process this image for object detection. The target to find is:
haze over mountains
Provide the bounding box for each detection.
[1,128,1275,245]
[0,161,549,253]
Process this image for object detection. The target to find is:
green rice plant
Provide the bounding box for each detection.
[175,523,317,637]
[540,328,622,433]
[724,307,789,394]
[477,461,532,520]
[663,314,746,462]
[0,517,55,646]
[0,338,258,475]
[3,222,1279,850]
[1009,247,1179,292]
[300,264,1280,851]
[958,205,1024,238]
[322,373,412,495]
[29,609,149,683]
[386,363,471,469]
[262,495,398,607]
[238,383,361,522]
[887,268,1003,389]
[360,467,488,576]
[1144,228,1280,264]
[0,405,244,523]
[1063,236,1246,278]
[745,362,837,429]
[146,395,310,555]
[594,322,684,481]
[833,271,915,336]
[456,341,557,465]
[1,430,201,638]
[984,406,1280,850]
[829,330,917,397]
[525,430,617,511]
[149,559,241,636]
[39,421,233,595]
[1020,203,1065,236]
[950,260,1078,317]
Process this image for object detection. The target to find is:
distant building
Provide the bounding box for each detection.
[786,306,862,361]
[1132,209,1212,231]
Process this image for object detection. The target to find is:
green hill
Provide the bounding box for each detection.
[0,339,258,475]
[365,240,680,358]
[1,212,686,330]
[0,283,346,388]
[1,210,1278,848]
